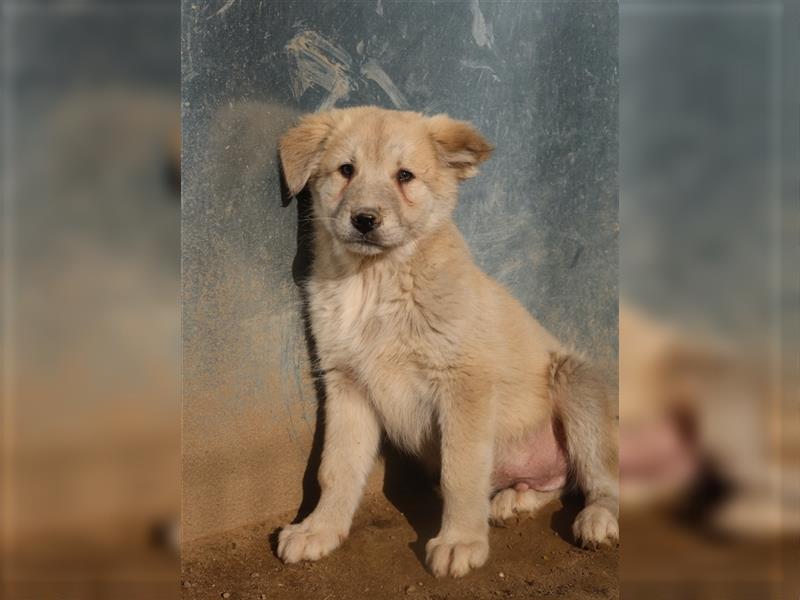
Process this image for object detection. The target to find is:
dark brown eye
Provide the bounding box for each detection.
[339,163,354,179]
[397,169,414,183]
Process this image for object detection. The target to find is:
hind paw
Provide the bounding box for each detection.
[490,488,560,526]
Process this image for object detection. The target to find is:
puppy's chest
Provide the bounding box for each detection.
[309,270,443,368]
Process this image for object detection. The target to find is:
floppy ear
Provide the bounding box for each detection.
[427,114,493,180]
[279,112,335,196]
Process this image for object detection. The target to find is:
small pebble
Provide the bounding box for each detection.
[250,572,260,578]
[181,580,192,588]
[498,571,505,579]
[221,593,231,599]
[406,584,417,594]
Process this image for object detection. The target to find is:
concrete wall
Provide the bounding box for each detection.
[182,0,618,542]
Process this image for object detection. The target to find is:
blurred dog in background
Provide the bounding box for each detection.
[620,304,799,537]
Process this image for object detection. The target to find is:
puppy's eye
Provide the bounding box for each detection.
[397,169,414,183]
[339,163,355,179]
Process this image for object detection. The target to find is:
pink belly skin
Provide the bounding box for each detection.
[619,418,700,485]
[492,420,569,493]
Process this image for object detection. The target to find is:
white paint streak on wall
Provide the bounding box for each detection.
[285,30,353,111]
[361,60,409,109]
[470,0,495,49]
[376,0,384,16]
[212,0,238,18]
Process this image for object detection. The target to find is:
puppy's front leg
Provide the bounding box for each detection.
[278,370,380,563]
[426,375,494,577]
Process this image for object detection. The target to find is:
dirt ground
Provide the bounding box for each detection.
[181,489,617,600]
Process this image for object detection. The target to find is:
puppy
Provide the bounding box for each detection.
[276,106,618,577]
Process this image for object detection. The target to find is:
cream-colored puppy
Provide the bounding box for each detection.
[276,106,618,577]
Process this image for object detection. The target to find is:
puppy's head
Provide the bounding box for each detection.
[279,106,492,256]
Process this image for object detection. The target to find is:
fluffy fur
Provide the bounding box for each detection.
[276,106,618,577]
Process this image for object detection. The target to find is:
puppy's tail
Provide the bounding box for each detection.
[548,352,619,518]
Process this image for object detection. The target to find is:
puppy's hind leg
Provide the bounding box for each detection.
[489,487,561,526]
[549,352,619,548]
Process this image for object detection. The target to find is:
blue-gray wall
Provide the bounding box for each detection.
[182,0,618,540]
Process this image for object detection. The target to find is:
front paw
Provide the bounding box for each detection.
[573,505,619,549]
[425,533,489,577]
[277,520,346,563]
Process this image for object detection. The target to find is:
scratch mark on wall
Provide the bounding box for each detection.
[569,244,585,269]
[185,24,196,80]
[460,60,500,82]
[212,0,238,18]
[470,0,494,49]
[361,60,409,109]
[285,30,353,111]
[376,0,384,17]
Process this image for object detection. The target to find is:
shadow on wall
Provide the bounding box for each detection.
[280,166,327,524]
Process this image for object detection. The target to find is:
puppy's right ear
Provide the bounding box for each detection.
[279,112,335,196]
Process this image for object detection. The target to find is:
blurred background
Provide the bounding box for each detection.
[1,1,797,599]
[619,1,798,598]
[0,1,180,599]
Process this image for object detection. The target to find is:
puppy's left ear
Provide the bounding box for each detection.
[279,112,335,196]
[427,114,493,180]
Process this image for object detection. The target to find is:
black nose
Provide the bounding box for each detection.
[351,211,380,234]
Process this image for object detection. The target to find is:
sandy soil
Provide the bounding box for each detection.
[181,487,618,600]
